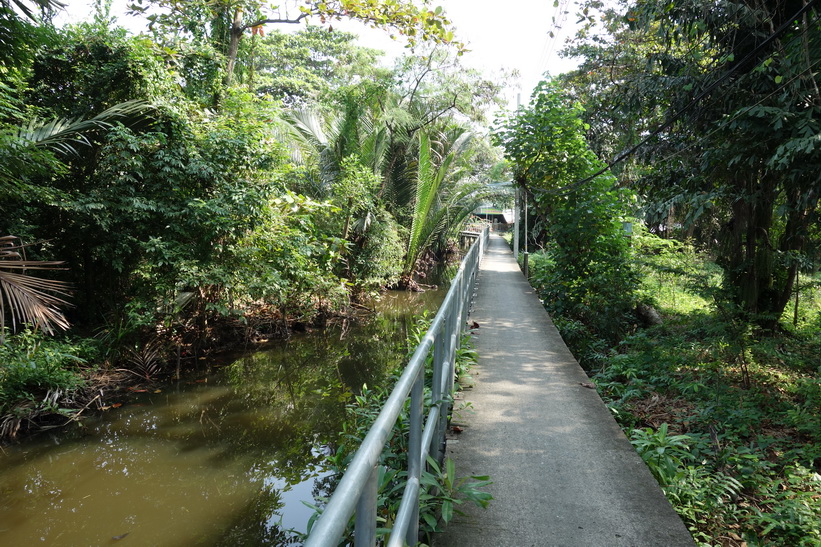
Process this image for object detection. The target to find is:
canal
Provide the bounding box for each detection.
[0,288,446,545]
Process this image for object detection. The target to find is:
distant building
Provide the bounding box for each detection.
[473,206,514,225]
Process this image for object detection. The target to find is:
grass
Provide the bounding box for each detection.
[590,240,821,547]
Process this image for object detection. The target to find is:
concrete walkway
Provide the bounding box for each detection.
[434,235,694,547]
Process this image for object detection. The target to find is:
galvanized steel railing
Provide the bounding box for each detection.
[305,225,488,547]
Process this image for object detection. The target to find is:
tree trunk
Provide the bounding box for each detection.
[224,7,244,85]
[719,175,811,329]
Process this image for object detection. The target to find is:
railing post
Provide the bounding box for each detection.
[406,366,424,546]
[432,323,446,464]
[449,272,461,390]
[355,464,378,547]
[460,258,472,336]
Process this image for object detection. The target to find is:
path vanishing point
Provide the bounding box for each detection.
[433,234,695,547]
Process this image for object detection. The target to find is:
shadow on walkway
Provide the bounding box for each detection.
[433,235,694,547]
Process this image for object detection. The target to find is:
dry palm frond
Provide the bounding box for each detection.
[0,389,76,440]
[118,339,167,380]
[0,411,24,439]
[0,235,71,342]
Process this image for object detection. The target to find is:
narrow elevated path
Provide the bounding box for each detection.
[434,235,694,547]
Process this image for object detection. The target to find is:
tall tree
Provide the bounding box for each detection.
[236,25,387,105]
[493,80,637,344]
[128,0,464,84]
[563,0,821,327]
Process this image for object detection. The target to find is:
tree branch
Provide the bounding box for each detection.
[244,12,310,31]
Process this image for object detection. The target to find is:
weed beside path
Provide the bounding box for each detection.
[594,314,820,546]
[528,236,821,546]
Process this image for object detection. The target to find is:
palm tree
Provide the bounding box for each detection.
[400,129,491,288]
[282,103,393,244]
[1,100,156,341]
[282,103,389,197]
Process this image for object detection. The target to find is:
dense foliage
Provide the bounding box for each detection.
[493,80,638,360]
[5,0,818,544]
[595,230,820,546]
[560,0,820,329]
[0,1,503,438]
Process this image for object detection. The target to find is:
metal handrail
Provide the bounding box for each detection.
[305,225,488,547]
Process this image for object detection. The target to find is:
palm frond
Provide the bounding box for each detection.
[285,108,331,149]
[404,131,457,274]
[402,129,490,277]
[281,108,336,187]
[0,235,71,341]
[5,0,65,21]
[359,124,389,175]
[15,100,155,158]
[282,106,391,196]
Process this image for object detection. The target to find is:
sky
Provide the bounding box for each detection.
[54,0,586,111]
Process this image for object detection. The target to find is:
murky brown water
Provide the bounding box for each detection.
[0,289,444,546]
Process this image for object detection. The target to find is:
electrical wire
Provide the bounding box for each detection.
[536,0,569,78]
[539,0,571,75]
[540,0,821,194]
[643,53,821,170]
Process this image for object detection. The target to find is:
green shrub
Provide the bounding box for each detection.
[0,330,94,408]
[307,320,490,542]
[0,330,97,437]
[589,247,821,546]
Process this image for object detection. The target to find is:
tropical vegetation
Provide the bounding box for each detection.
[2,0,820,544]
[0,0,504,438]
[492,2,820,545]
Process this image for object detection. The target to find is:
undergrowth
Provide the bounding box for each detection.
[595,317,820,546]
[528,230,820,546]
[305,314,491,544]
[0,330,99,439]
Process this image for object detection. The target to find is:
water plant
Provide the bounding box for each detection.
[305,320,491,543]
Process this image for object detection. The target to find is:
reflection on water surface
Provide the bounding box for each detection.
[0,289,443,546]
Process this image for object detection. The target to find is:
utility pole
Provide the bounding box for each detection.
[513,188,520,260]
[513,92,523,264]
[523,189,529,278]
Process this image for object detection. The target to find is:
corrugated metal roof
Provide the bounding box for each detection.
[474,206,515,224]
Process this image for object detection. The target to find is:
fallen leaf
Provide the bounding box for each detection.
[111,403,123,408]
[112,532,129,540]
[579,382,596,389]
[451,425,464,433]
[153,389,162,393]
[130,389,148,393]
[195,379,208,383]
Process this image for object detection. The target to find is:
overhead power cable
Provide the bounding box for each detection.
[537,0,570,78]
[543,0,821,195]
[649,54,821,169]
